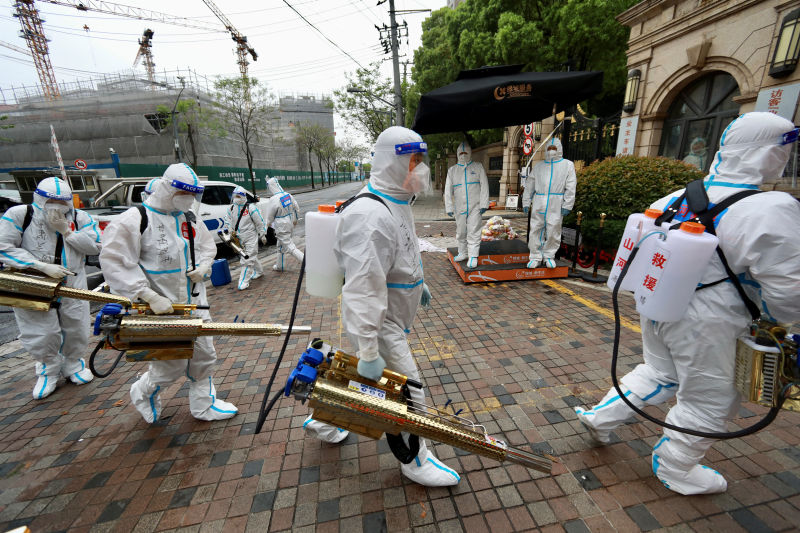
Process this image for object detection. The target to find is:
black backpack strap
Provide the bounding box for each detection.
[234,204,248,232]
[185,211,199,297]
[336,193,391,213]
[655,192,686,226]
[136,205,148,234]
[21,205,33,233]
[684,179,710,215]
[696,189,763,321]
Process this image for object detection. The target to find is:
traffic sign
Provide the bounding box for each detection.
[522,137,533,155]
[74,159,87,170]
[523,123,533,137]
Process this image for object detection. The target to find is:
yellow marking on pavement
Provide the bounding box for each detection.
[540,279,641,333]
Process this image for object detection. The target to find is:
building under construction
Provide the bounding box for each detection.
[0,68,336,192]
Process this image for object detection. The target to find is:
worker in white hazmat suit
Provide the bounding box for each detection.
[0,177,101,399]
[575,112,800,495]
[304,126,458,487]
[100,163,238,423]
[224,186,267,290]
[522,137,576,268]
[262,177,303,272]
[444,141,489,268]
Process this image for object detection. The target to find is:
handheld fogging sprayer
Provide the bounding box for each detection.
[606,206,799,438]
[253,204,553,472]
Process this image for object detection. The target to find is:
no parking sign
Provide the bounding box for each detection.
[74,159,87,170]
[522,137,533,155]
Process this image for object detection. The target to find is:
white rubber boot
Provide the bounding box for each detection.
[189,376,238,421]
[574,386,646,444]
[401,440,460,487]
[32,362,58,400]
[303,416,349,443]
[652,436,727,495]
[130,372,161,423]
[63,358,93,385]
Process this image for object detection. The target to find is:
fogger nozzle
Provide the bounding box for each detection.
[0,270,130,311]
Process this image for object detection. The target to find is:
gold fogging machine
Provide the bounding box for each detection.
[0,270,310,377]
[284,340,553,474]
[218,229,249,260]
[735,320,800,413]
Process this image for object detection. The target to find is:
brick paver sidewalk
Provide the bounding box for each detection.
[0,209,798,532]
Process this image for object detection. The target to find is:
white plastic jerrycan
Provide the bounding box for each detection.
[607,208,662,291]
[634,221,719,322]
[305,204,344,299]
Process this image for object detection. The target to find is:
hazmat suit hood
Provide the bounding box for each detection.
[710,112,796,186]
[456,141,472,165]
[369,126,425,202]
[689,137,707,156]
[33,176,73,211]
[267,177,284,196]
[146,163,203,214]
[544,137,563,162]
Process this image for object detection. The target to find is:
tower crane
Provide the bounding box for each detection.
[133,28,156,87]
[199,0,258,100]
[13,1,60,100]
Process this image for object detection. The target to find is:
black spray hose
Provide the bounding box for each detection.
[88,338,126,378]
[255,255,306,434]
[609,246,784,439]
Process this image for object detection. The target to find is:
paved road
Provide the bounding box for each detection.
[0,181,367,346]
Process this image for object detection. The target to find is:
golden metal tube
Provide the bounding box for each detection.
[0,270,59,299]
[117,317,305,339]
[57,286,131,305]
[309,379,551,472]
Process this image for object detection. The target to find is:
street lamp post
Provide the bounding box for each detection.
[171,76,186,162]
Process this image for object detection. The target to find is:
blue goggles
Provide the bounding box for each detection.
[34,188,72,201]
[171,180,204,194]
[781,128,800,145]
[395,142,427,155]
[233,190,247,197]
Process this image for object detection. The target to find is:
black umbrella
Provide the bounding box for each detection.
[411,65,604,135]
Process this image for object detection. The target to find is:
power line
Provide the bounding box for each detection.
[281,0,364,70]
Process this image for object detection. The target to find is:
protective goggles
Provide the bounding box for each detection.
[233,190,247,197]
[34,187,72,202]
[170,179,204,194]
[395,141,427,155]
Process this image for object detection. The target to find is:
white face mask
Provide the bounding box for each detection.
[45,203,71,215]
[172,194,195,213]
[233,196,247,206]
[545,149,558,161]
[404,162,431,195]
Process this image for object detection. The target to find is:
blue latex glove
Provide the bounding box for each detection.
[420,283,432,307]
[523,206,529,214]
[480,208,487,215]
[446,211,453,217]
[357,355,386,381]
[561,208,571,217]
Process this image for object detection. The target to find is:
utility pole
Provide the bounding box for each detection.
[388,0,403,127]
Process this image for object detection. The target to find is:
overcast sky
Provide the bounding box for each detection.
[0,0,446,144]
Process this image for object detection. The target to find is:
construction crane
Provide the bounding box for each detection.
[133,28,156,87]
[0,39,33,57]
[13,1,60,100]
[200,0,258,100]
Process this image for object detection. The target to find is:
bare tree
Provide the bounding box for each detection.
[294,121,330,189]
[211,77,274,195]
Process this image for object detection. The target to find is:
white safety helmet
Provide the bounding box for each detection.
[232,185,248,205]
[33,177,73,209]
[267,177,284,196]
[370,126,431,200]
[712,112,798,185]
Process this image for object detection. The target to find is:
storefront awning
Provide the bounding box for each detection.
[411,65,604,135]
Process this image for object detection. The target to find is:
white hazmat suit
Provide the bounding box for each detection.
[224,186,267,290]
[444,142,489,267]
[305,126,459,487]
[262,177,303,271]
[522,138,576,268]
[575,112,800,495]
[100,163,238,423]
[0,177,100,399]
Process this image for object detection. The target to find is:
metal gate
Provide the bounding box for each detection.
[562,112,621,166]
